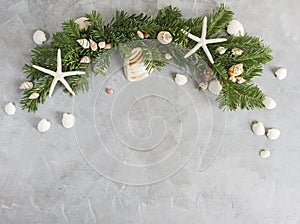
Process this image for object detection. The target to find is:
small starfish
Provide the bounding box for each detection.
[182,16,227,64]
[32,49,85,97]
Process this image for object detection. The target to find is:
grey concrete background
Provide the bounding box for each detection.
[1,0,300,223]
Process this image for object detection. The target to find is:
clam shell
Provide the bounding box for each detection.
[124,47,151,82]
[80,56,91,63]
[74,17,90,31]
[4,102,16,115]
[89,39,98,51]
[227,20,244,36]
[62,113,76,129]
[274,67,287,80]
[232,48,244,56]
[137,31,144,39]
[208,79,222,95]
[157,31,172,44]
[33,30,47,45]
[174,74,188,86]
[228,63,244,77]
[37,118,51,133]
[262,96,276,110]
[252,121,265,136]
[98,41,106,49]
[216,47,227,55]
[259,149,271,158]
[77,39,90,49]
[266,128,280,140]
[19,81,34,90]
[29,92,39,99]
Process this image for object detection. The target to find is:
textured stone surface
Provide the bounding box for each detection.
[1,0,300,223]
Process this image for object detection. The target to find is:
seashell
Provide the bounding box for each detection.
[29,92,39,99]
[144,33,150,39]
[98,41,106,49]
[37,118,51,133]
[174,74,188,86]
[198,82,208,90]
[19,81,34,90]
[262,96,276,110]
[232,48,244,56]
[105,43,111,49]
[259,149,271,158]
[164,53,172,60]
[33,30,47,45]
[266,128,280,140]
[157,31,172,45]
[228,63,244,77]
[4,102,16,115]
[77,39,90,49]
[124,47,152,82]
[208,79,222,95]
[74,17,90,31]
[106,88,113,94]
[227,19,245,36]
[236,76,246,84]
[229,76,237,83]
[137,31,144,39]
[80,56,91,64]
[252,121,265,136]
[202,67,214,83]
[89,39,98,51]
[274,67,287,80]
[62,113,76,129]
[216,46,227,55]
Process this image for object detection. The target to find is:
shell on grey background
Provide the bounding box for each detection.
[208,79,222,95]
[274,67,287,80]
[62,113,76,129]
[33,30,47,45]
[227,19,245,36]
[263,96,277,109]
[37,118,51,132]
[4,102,16,115]
[252,121,265,136]
[266,128,280,140]
[19,81,33,90]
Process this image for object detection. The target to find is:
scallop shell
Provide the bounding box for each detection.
[266,128,280,140]
[216,47,227,55]
[228,63,244,77]
[137,31,144,39]
[29,92,39,99]
[227,20,245,36]
[232,48,244,56]
[262,96,276,110]
[174,74,188,86]
[80,56,91,64]
[19,81,34,90]
[89,39,98,51]
[98,41,106,49]
[62,113,76,129]
[124,47,151,82]
[208,79,222,95]
[37,118,51,133]
[252,121,265,136]
[33,30,47,45]
[74,17,90,31]
[77,39,90,49]
[157,31,172,45]
[274,67,287,80]
[4,102,16,115]
[259,149,271,158]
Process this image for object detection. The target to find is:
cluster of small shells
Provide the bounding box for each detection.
[252,121,280,140]
[228,63,246,84]
[199,67,214,90]
[37,113,76,133]
[77,39,111,51]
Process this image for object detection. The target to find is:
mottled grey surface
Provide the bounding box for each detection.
[1,0,300,223]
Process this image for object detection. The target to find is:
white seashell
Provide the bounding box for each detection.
[198,82,208,90]
[259,149,271,158]
[33,30,47,45]
[124,47,152,82]
[77,39,90,49]
[19,81,34,90]
[174,74,188,86]
[37,118,51,133]
[227,20,244,36]
[266,128,280,140]
[89,39,98,51]
[62,113,76,129]
[80,56,91,64]
[4,102,16,115]
[229,76,237,83]
[137,31,144,39]
[105,43,111,49]
[74,17,90,31]
[208,79,222,95]
[262,96,276,110]
[216,47,227,55]
[252,121,265,136]
[157,31,172,45]
[274,67,287,80]
[236,76,246,84]
[164,53,172,60]
[228,63,244,77]
[232,48,244,56]
[29,92,39,99]
[98,41,106,49]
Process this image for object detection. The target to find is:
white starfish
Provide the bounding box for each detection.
[32,49,85,97]
[182,16,227,64]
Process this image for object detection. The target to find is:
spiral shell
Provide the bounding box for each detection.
[80,56,91,64]
[19,81,34,90]
[157,31,172,45]
[89,39,98,51]
[29,92,39,99]
[274,67,287,80]
[77,39,90,49]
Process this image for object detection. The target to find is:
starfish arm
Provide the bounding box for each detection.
[63,71,85,77]
[201,16,207,39]
[184,42,203,58]
[202,44,214,64]
[187,33,202,42]
[49,78,59,97]
[32,65,56,76]
[205,38,227,44]
[60,78,75,96]
[57,49,62,73]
